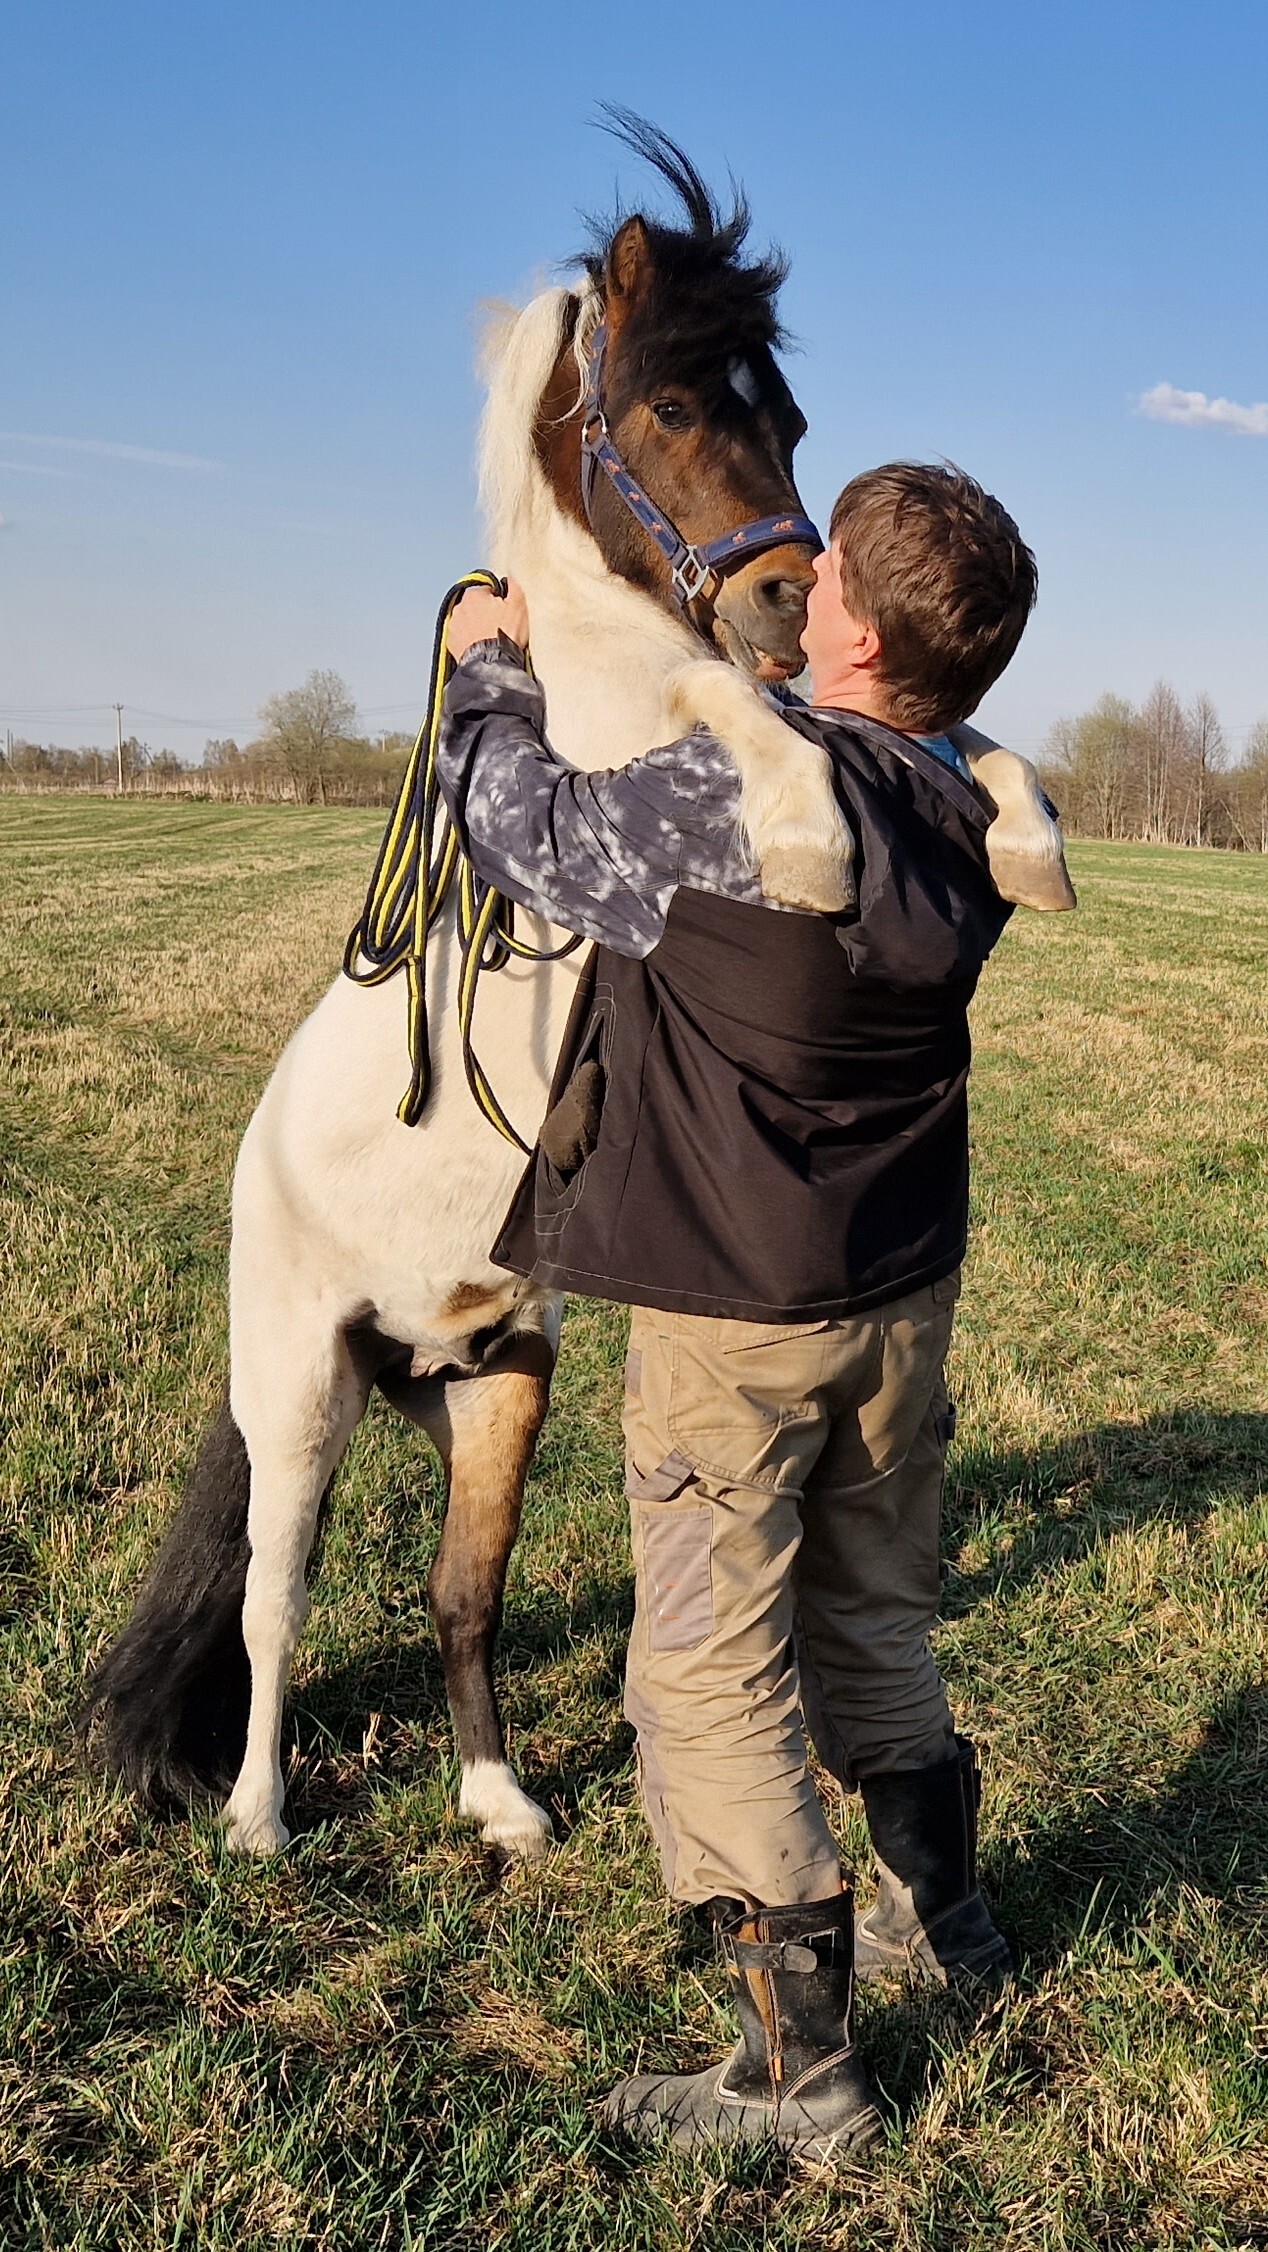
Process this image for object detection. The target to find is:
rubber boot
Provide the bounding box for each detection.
[604,1889,883,2164]
[855,1736,1012,1987]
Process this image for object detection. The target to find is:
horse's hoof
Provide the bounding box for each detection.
[459,1759,554,1860]
[487,1802,554,1861]
[223,1802,290,1855]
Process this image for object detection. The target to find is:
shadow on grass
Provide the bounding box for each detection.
[942,1405,1268,1619]
[869,1408,1268,2116]
[860,1680,1268,2123]
[280,1406,1268,2123]
[1002,1679,1268,1963]
[291,1406,1266,1777]
[286,1562,634,1832]
[282,1404,1262,1822]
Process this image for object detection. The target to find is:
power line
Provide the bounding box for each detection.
[0,697,425,730]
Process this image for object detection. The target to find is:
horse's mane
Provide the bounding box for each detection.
[478,286,578,550]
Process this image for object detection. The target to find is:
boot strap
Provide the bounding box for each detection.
[725,1937,820,1973]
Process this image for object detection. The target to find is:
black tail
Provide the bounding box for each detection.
[81,1396,253,1811]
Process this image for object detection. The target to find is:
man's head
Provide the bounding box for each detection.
[799,462,1037,731]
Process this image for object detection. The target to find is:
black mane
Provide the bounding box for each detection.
[583,109,789,381]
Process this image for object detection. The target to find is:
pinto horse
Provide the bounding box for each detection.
[84,121,1068,1859]
[82,125,855,1857]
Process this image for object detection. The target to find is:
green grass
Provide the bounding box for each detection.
[3,800,1268,2249]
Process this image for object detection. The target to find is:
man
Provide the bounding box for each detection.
[437,461,1037,2164]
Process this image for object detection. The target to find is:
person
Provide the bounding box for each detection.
[436,461,1038,2165]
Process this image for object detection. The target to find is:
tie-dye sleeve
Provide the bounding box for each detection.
[436,640,764,959]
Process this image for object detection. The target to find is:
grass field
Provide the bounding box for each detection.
[3,797,1268,2251]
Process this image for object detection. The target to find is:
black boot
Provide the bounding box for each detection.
[604,1889,883,2164]
[855,1737,1012,1987]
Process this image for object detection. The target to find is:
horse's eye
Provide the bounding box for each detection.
[651,399,692,431]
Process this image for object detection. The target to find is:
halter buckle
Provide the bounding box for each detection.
[672,549,717,607]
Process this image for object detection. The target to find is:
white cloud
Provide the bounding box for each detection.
[0,430,223,470]
[1137,383,1268,437]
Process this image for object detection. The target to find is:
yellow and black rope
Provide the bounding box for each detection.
[343,572,580,1147]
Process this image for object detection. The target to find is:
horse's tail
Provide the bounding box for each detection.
[81,1395,253,1810]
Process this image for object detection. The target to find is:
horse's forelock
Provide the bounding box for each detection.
[621,242,788,387]
[580,214,788,391]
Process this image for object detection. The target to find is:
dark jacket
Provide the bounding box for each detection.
[437,642,1012,1322]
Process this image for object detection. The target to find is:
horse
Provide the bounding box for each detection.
[84,120,1069,1862]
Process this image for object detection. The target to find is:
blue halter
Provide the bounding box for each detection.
[578,322,822,614]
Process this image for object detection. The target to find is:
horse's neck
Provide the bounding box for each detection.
[493,474,700,772]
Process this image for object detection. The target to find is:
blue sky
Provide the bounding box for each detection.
[3,0,1265,759]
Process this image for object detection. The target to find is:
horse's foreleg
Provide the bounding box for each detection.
[664,659,855,913]
[428,1335,555,1859]
[223,1316,369,1853]
[962,744,1078,910]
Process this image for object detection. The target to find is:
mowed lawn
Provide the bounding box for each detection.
[3,796,1268,2251]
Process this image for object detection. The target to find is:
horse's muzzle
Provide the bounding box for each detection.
[714,544,817,676]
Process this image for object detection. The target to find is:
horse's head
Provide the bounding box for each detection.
[535,122,817,679]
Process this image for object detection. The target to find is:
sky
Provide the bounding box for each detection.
[3,0,1266,762]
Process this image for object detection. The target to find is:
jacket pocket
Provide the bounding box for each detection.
[537,991,613,1207]
[539,1055,605,1186]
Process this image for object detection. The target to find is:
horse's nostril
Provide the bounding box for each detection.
[755,573,812,616]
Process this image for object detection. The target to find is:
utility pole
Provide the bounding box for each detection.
[113,703,124,794]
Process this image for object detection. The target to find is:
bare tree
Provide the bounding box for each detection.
[1137,683,1187,843]
[256,670,358,805]
[1041,695,1138,839]
[1182,693,1226,848]
[1224,718,1268,854]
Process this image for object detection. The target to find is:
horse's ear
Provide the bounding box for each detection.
[606,216,655,309]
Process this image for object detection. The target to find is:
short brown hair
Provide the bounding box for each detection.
[829,462,1037,731]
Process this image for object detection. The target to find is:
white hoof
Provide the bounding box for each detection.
[223,1797,290,1855]
[458,1759,554,1860]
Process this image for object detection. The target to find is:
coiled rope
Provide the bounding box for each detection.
[343,571,581,1147]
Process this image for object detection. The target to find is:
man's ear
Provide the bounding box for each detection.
[605,216,655,311]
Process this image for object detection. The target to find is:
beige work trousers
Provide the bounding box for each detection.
[622,1275,961,1909]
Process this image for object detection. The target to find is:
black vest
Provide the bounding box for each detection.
[492,711,1013,1321]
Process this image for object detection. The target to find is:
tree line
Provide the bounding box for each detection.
[2,672,414,807]
[7,669,1268,850]
[1039,685,1268,852]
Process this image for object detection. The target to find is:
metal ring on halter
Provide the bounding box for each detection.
[672,551,719,607]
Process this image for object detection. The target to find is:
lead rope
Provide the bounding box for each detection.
[343,571,582,1146]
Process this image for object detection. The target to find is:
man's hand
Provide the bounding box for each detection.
[447,576,530,663]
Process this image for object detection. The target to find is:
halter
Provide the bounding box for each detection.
[578,322,821,616]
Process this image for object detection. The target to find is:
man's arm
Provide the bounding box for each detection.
[436,637,760,960]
